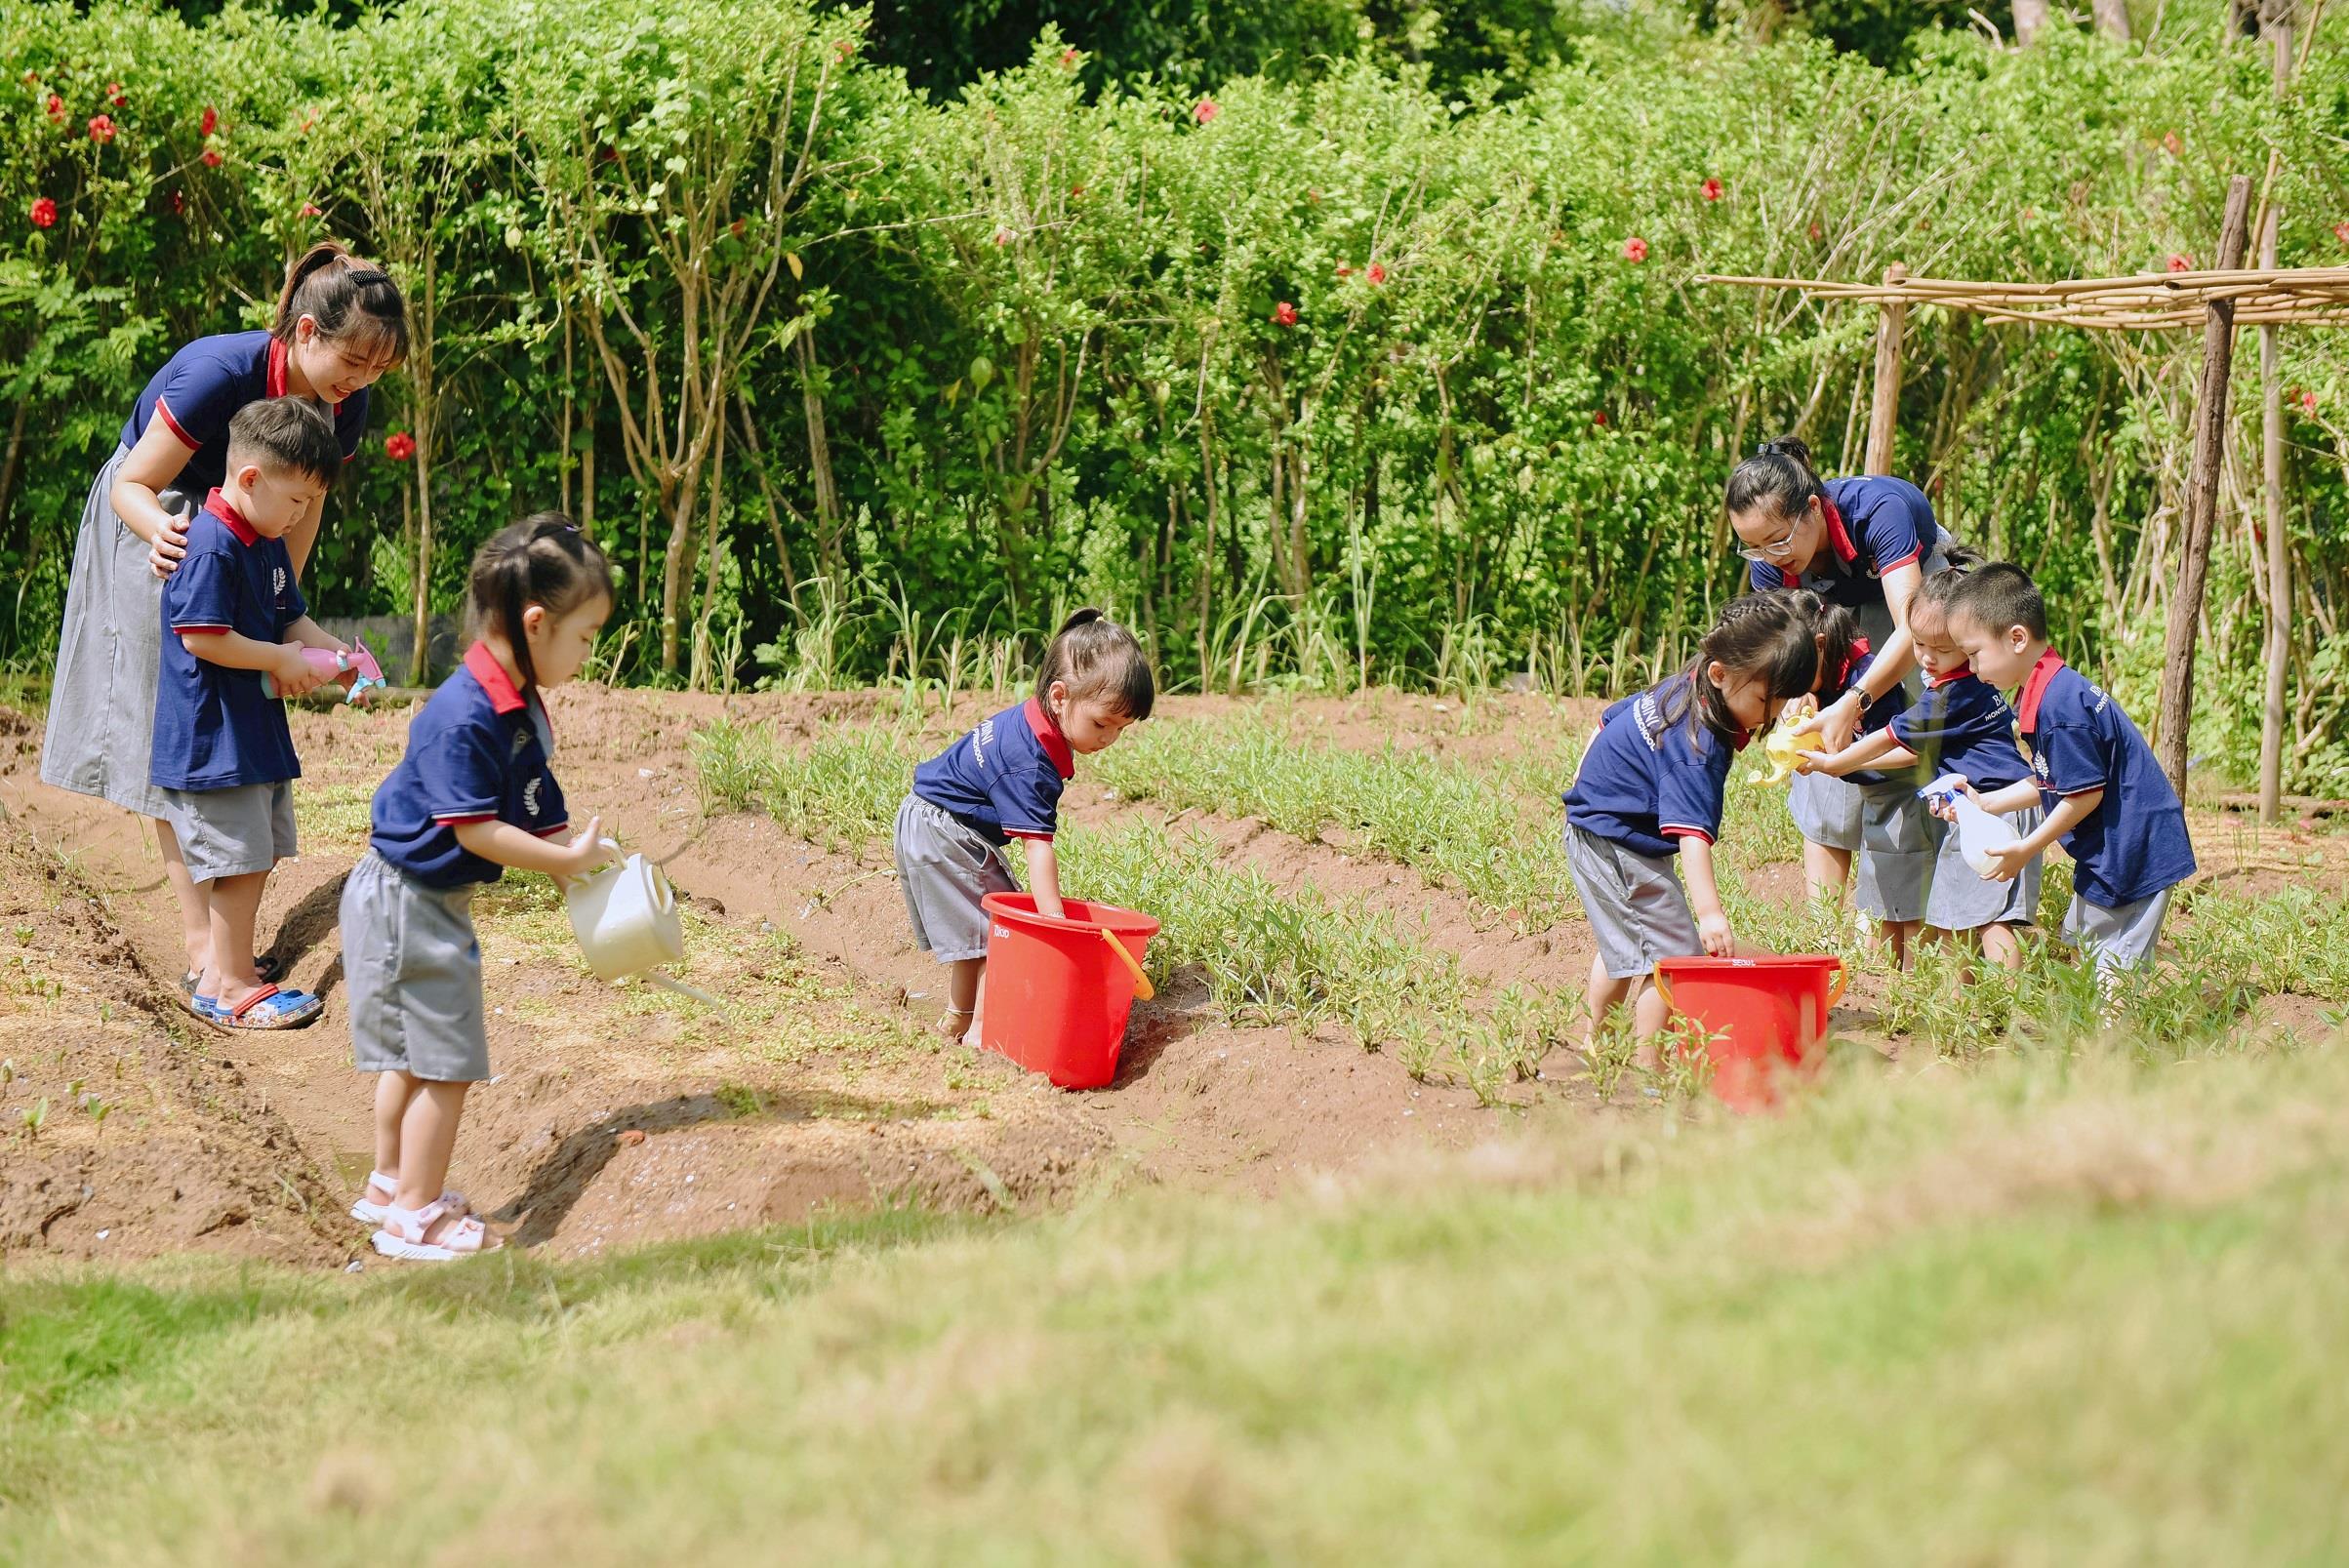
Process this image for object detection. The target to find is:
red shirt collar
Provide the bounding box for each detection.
[1928,662,1973,688]
[1832,633,1871,691]
[265,335,342,414]
[202,488,261,546]
[2015,648,2066,731]
[463,640,529,716]
[1022,697,1075,779]
[1818,495,1858,566]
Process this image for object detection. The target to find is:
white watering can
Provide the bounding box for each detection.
[1919,773,2023,876]
[563,841,722,1007]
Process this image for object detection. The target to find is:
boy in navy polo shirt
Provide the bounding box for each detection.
[152,400,358,1030]
[895,610,1154,1047]
[1800,568,2045,970]
[1945,563,2196,985]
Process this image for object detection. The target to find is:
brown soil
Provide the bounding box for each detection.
[3,683,2340,1267]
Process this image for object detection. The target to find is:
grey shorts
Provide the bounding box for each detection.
[157,781,298,882]
[1924,803,2044,932]
[1789,770,1863,852]
[1854,784,1944,923]
[1565,824,1701,981]
[895,793,1017,964]
[341,850,489,1081]
[2062,887,2175,975]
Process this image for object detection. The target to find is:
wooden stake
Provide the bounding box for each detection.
[2157,175,2253,795]
[1865,264,1907,474]
[2259,18,2296,822]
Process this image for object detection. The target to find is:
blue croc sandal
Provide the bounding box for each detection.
[197,984,324,1031]
[180,954,282,997]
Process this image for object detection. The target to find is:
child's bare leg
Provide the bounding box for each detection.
[1802,843,1851,905]
[1883,918,1924,971]
[939,956,985,1042]
[1980,921,2025,972]
[154,817,211,977]
[374,1070,418,1180]
[391,1080,471,1216]
[197,870,268,1006]
[1580,953,1631,1054]
[1631,981,1670,1042]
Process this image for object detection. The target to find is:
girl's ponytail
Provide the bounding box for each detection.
[273,240,411,365]
[466,512,616,695]
[1725,434,1825,524]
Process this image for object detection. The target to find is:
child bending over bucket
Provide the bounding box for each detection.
[896,610,1154,1046]
[340,515,618,1262]
[1940,563,2195,990]
[1564,593,1820,1051]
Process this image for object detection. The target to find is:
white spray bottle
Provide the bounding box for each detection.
[1920,773,2021,875]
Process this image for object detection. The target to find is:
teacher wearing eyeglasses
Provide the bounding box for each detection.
[1725,436,1951,904]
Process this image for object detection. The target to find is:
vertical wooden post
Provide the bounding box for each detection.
[2258,6,2297,822]
[1865,263,1907,476]
[2157,175,2253,795]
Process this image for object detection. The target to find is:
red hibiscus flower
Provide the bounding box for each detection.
[1593,409,1608,426]
[2162,130,2183,157]
[169,189,183,216]
[108,82,126,108]
[199,104,217,138]
[1701,178,1722,202]
[301,202,322,218]
[44,93,64,124]
[28,196,57,229]
[1193,98,1218,126]
[1060,47,1078,68]
[88,114,115,143]
[1366,261,1387,285]
[201,148,223,168]
[2301,389,2320,415]
[1622,236,1649,263]
[1273,301,1298,327]
[385,431,417,462]
[2167,252,2192,273]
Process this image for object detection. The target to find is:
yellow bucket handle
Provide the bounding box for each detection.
[1101,927,1154,1001]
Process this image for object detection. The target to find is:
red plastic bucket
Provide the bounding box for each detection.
[978,894,1161,1090]
[1651,954,1846,1113]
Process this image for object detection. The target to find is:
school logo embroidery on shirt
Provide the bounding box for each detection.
[1631,692,1668,751]
[272,566,288,604]
[974,716,996,769]
[523,778,543,817]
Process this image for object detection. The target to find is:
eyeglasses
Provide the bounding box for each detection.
[1736,524,1802,564]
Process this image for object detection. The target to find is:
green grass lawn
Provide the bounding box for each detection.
[6,1043,2347,1565]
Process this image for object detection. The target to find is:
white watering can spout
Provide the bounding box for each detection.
[564,841,722,1006]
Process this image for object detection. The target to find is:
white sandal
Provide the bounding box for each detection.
[372,1199,494,1262]
[348,1170,467,1226]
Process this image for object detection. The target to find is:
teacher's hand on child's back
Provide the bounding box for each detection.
[145,511,193,579]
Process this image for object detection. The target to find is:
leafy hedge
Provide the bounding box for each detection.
[4,1,2347,784]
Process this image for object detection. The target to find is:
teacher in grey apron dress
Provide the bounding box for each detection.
[40,241,406,989]
[1725,436,1952,906]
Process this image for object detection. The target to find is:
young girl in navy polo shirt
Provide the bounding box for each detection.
[1800,565,2045,971]
[895,610,1154,1046]
[1564,594,1819,1050]
[341,516,617,1262]
[45,241,406,1003]
[1944,564,2196,990]
[1726,437,1952,905]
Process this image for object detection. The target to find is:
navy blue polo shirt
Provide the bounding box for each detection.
[1749,474,1940,613]
[122,330,370,492]
[150,492,304,791]
[2014,650,2196,907]
[1825,646,1910,786]
[1885,667,2029,791]
[369,643,571,888]
[911,699,1075,845]
[1564,675,1744,859]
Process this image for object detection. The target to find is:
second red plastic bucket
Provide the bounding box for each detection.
[978,894,1161,1090]
[1651,954,1845,1113]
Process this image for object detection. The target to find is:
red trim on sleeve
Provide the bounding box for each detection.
[430,811,499,825]
[1818,495,1858,565]
[1003,828,1055,841]
[462,640,529,715]
[153,397,200,451]
[172,624,230,634]
[1878,545,1923,573]
[2015,648,2066,732]
[1660,826,1716,845]
[1021,698,1075,780]
[2058,786,2104,799]
[202,489,262,546]
[533,821,572,838]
